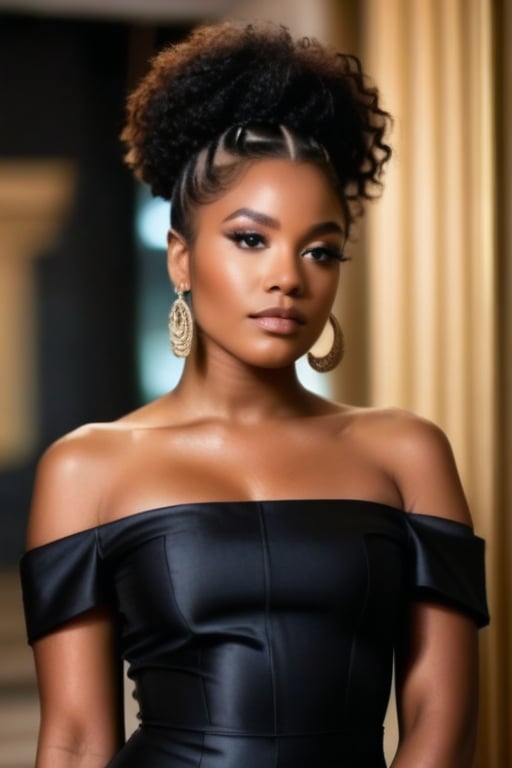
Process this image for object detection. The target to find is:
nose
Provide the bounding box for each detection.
[264,248,304,296]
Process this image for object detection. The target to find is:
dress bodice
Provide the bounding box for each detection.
[20,499,489,767]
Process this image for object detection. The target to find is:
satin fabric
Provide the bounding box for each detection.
[20,500,489,767]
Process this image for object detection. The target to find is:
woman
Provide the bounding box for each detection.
[21,21,489,768]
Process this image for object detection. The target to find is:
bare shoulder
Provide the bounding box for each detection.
[27,393,183,548]
[345,404,447,443]
[27,422,130,549]
[351,405,451,449]
[356,406,458,469]
[349,406,472,525]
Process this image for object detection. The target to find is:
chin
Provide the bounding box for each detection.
[249,355,301,371]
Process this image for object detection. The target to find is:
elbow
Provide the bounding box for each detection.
[37,713,119,767]
[396,708,477,768]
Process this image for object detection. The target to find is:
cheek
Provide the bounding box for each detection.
[309,264,340,305]
[189,243,254,316]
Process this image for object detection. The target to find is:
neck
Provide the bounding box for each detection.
[170,346,319,424]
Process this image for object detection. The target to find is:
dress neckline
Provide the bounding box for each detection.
[25,498,475,555]
[98,497,405,530]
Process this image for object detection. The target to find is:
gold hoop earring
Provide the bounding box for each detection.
[168,286,193,357]
[307,314,344,373]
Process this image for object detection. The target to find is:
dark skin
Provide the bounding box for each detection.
[27,159,478,767]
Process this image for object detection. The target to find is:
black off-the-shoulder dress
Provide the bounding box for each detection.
[20,499,489,767]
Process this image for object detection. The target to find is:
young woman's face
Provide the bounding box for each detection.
[169,158,347,370]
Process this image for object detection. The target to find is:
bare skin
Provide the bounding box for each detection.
[27,159,478,767]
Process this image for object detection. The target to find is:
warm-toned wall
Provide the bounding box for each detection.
[361,0,508,765]
[0,161,75,465]
[496,0,512,760]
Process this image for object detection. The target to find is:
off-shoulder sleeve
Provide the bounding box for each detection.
[20,528,114,644]
[404,513,489,627]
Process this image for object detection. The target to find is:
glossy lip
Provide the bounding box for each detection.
[249,306,306,324]
[248,306,306,336]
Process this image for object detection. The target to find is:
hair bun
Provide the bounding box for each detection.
[121,21,391,202]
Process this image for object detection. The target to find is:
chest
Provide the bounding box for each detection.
[103,422,399,523]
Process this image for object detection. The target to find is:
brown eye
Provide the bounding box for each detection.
[303,245,345,263]
[226,231,267,249]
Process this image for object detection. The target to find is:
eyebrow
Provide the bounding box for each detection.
[222,207,345,238]
[223,208,280,228]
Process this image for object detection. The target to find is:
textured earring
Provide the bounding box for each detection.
[168,286,193,357]
[307,314,344,372]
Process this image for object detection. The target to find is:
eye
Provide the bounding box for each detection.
[303,244,346,263]
[226,231,267,249]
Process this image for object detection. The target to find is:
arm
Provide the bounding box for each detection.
[27,431,124,767]
[391,603,478,767]
[378,413,480,767]
[33,610,123,768]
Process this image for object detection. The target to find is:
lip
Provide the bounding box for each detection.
[249,306,306,335]
[249,306,306,323]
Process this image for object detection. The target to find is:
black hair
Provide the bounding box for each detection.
[121,21,392,239]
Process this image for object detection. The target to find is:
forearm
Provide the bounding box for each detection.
[390,720,475,768]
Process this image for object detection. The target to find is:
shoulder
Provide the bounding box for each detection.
[347,405,449,449]
[353,406,450,450]
[27,422,130,549]
[349,407,472,525]
[27,395,182,548]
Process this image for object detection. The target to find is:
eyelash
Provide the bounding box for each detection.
[227,231,266,249]
[304,245,347,263]
[225,230,347,263]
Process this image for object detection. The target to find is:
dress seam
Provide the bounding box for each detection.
[198,647,212,726]
[162,536,194,636]
[256,503,279,767]
[196,731,205,768]
[138,722,377,737]
[95,526,104,559]
[162,536,207,762]
[343,535,371,716]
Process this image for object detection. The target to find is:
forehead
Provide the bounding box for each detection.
[196,158,345,226]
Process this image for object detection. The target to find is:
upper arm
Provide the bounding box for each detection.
[393,602,478,765]
[33,609,124,766]
[380,410,473,525]
[379,413,480,764]
[27,430,124,764]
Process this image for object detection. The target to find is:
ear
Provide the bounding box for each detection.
[167,228,191,291]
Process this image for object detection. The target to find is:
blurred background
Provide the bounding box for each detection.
[0,0,510,765]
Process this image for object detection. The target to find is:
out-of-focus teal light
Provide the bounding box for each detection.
[136,196,170,250]
[137,329,184,401]
[296,355,331,397]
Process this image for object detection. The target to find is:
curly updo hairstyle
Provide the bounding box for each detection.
[121,21,392,241]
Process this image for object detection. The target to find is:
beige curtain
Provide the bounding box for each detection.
[359,0,509,765]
